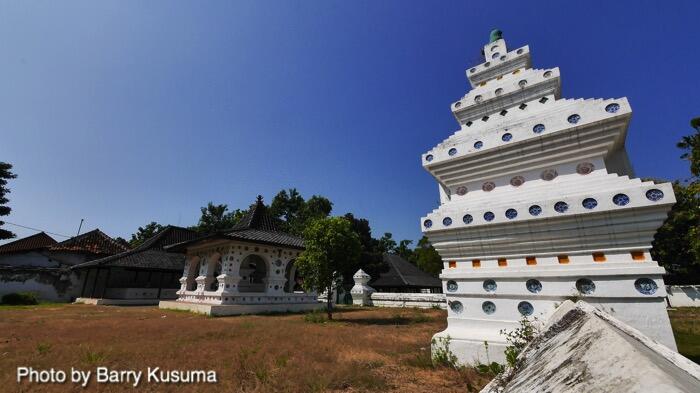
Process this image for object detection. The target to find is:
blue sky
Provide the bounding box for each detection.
[1,1,698,245]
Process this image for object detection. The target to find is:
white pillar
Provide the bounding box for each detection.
[202,253,221,291]
[219,253,240,296]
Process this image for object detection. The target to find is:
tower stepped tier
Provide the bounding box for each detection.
[422,31,677,365]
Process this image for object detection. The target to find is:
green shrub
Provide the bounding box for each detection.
[476,361,504,376]
[431,335,459,368]
[1,292,39,305]
[500,316,539,368]
[475,341,505,376]
[303,310,327,324]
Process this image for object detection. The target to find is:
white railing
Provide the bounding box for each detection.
[369,292,446,309]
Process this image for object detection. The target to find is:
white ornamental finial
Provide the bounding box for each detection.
[353,269,370,282]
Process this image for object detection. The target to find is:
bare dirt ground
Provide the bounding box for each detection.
[0,304,491,393]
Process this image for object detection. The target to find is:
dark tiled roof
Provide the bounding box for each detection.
[226,229,304,249]
[49,229,129,255]
[138,226,198,250]
[0,232,57,254]
[230,195,280,232]
[72,226,198,270]
[370,254,442,289]
[167,196,304,251]
[76,249,186,270]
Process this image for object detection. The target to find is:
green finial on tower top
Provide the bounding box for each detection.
[489,29,503,43]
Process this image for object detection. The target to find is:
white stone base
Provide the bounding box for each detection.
[158,300,323,316]
[433,324,510,365]
[435,296,678,366]
[74,297,161,306]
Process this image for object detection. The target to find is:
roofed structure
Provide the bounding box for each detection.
[50,229,129,256]
[370,254,442,292]
[0,232,57,255]
[72,226,198,270]
[167,196,304,252]
[159,196,319,316]
[0,229,127,303]
[73,226,199,305]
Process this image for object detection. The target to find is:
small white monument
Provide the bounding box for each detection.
[420,30,677,363]
[350,269,375,306]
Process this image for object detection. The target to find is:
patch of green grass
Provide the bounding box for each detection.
[303,310,327,324]
[674,330,700,364]
[36,343,52,355]
[355,359,384,370]
[403,349,434,369]
[669,307,700,364]
[253,366,270,383]
[81,347,107,365]
[306,377,329,393]
[239,321,256,329]
[337,371,387,391]
[275,354,289,368]
[0,301,65,310]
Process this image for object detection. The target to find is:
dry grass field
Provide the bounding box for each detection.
[1,304,697,393]
[0,304,491,393]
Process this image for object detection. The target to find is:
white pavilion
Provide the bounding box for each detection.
[421,30,677,364]
[159,196,320,316]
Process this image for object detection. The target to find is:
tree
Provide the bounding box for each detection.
[677,117,700,179]
[652,117,700,284]
[115,237,131,249]
[129,222,165,247]
[343,213,387,286]
[0,162,17,240]
[412,236,443,277]
[269,189,305,233]
[295,217,361,320]
[301,195,333,225]
[377,232,397,254]
[651,182,699,283]
[192,202,243,234]
[269,189,332,235]
[396,239,414,261]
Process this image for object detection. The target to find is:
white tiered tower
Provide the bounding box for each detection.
[421,30,678,364]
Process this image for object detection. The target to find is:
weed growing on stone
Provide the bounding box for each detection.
[431,335,459,368]
[475,341,505,376]
[500,316,539,368]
